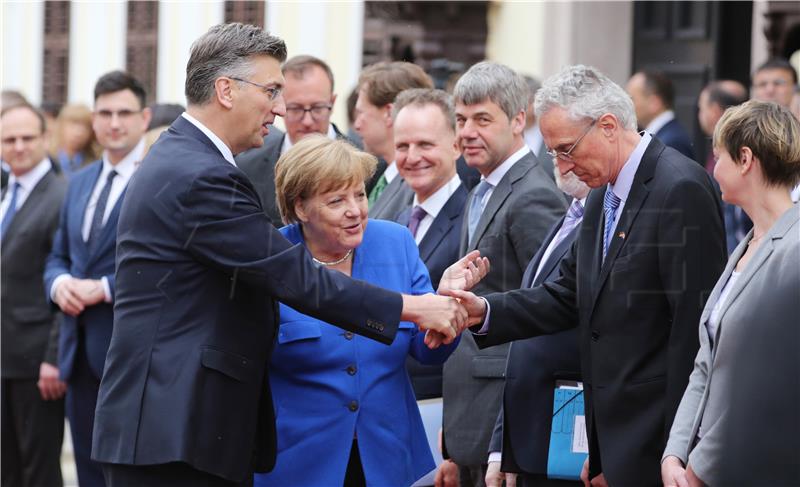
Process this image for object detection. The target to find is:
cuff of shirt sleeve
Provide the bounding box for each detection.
[488,451,502,464]
[50,274,72,302]
[472,298,491,335]
[101,277,112,303]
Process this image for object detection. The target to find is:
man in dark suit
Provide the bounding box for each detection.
[90,23,467,487]
[444,65,726,487]
[438,62,566,487]
[485,168,589,487]
[44,71,152,487]
[236,55,354,224]
[392,88,468,400]
[1,104,67,487]
[627,70,695,160]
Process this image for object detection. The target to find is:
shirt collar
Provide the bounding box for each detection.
[181,112,236,166]
[645,110,675,135]
[8,158,52,193]
[414,173,462,219]
[608,131,651,203]
[102,138,144,179]
[484,145,529,187]
[282,124,337,155]
[384,161,399,183]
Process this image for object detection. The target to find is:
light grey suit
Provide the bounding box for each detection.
[663,203,800,485]
[442,150,566,469]
[370,173,414,221]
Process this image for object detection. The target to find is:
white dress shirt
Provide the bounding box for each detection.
[0,158,52,221]
[383,160,399,184]
[281,124,337,155]
[475,145,531,213]
[411,174,462,244]
[181,112,236,166]
[604,132,652,233]
[645,110,675,136]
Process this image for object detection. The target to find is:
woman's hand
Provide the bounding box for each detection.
[437,250,490,294]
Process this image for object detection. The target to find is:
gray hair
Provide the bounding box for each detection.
[453,61,528,120]
[391,88,455,130]
[534,65,637,131]
[185,23,287,106]
[522,75,541,105]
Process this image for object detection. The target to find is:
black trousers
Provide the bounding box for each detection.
[1,377,64,487]
[517,472,583,487]
[344,439,366,487]
[103,462,254,487]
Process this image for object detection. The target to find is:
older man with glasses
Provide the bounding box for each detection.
[443,65,726,487]
[237,55,356,225]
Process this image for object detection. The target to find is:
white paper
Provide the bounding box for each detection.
[572,415,589,453]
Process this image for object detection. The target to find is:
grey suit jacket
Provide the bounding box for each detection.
[442,150,566,465]
[663,203,800,485]
[1,168,66,378]
[370,173,414,221]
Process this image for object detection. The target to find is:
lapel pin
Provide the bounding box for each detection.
[618,231,626,239]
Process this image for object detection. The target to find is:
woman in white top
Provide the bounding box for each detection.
[661,100,800,486]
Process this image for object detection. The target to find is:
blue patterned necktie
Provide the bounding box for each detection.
[467,180,493,242]
[551,199,585,250]
[0,182,21,240]
[88,170,117,249]
[602,188,621,259]
[407,205,427,238]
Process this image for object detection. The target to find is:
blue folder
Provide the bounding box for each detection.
[547,386,588,480]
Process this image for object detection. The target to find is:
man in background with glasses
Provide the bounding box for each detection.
[45,70,151,487]
[237,55,354,225]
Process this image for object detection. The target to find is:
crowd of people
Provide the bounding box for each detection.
[1,21,799,487]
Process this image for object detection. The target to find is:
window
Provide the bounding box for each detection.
[42,1,71,105]
[126,0,159,104]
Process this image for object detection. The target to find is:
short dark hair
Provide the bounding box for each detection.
[94,70,147,109]
[754,58,798,84]
[705,81,748,110]
[639,70,675,109]
[185,23,287,106]
[1,103,47,134]
[358,62,433,107]
[282,55,335,92]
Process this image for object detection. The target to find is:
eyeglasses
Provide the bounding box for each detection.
[753,79,790,89]
[230,77,283,101]
[546,119,596,162]
[285,104,333,122]
[95,109,142,121]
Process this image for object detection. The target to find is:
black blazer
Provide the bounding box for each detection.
[1,168,66,378]
[236,123,355,225]
[476,138,726,485]
[655,118,695,162]
[91,116,403,482]
[397,183,467,399]
[488,213,582,475]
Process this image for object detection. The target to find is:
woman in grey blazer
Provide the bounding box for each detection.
[661,100,800,486]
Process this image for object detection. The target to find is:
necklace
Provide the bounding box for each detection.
[312,249,353,266]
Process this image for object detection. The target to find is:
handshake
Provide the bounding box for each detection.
[53,277,107,316]
[401,250,491,349]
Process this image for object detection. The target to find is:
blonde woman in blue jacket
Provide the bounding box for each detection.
[256,136,487,487]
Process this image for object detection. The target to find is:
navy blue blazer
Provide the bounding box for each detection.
[90,116,403,482]
[488,213,582,475]
[44,161,124,381]
[397,184,468,400]
[655,118,695,162]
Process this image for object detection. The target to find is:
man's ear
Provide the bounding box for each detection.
[597,113,619,140]
[215,77,235,109]
[510,110,526,136]
[383,103,394,128]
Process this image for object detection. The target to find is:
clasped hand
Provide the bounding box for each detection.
[54,277,106,316]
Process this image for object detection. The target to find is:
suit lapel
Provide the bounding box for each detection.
[534,221,579,287]
[1,170,55,245]
[74,163,103,262]
[86,185,127,266]
[418,185,466,262]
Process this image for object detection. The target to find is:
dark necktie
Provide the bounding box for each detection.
[0,182,21,240]
[602,188,621,259]
[467,180,493,242]
[407,205,427,238]
[88,170,117,249]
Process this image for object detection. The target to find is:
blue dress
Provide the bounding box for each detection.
[255,219,459,487]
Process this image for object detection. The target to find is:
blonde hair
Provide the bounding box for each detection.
[714,99,800,188]
[274,135,377,224]
[51,103,100,161]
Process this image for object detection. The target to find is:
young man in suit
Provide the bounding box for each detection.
[236,55,357,224]
[627,70,696,161]
[485,169,590,487]
[44,71,152,487]
[444,64,726,487]
[438,61,566,487]
[393,88,468,400]
[1,104,68,487]
[90,23,469,486]
[751,57,797,109]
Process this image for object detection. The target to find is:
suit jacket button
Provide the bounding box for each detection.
[591,331,600,342]
[348,400,359,412]
[344,332,354,340]
[347,364,357,375]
